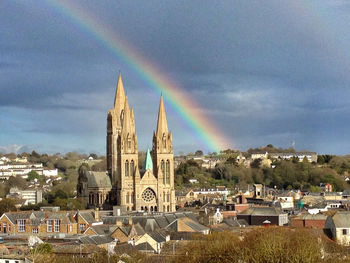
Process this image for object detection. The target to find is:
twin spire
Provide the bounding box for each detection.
[114,73,125,109]
[113,73,169,137]
[156,95,168,135]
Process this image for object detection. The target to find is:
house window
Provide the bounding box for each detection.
[8,224,11,232]
[343,229,347,235]
[47,220,53,232]
[79,224,85,232]
[32,228,38,234]
[18,220,25,232]
[69,225,73,232]
[54,219,60,232]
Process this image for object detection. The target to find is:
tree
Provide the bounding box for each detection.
[0,198,16,215]
[195,150,203,156]
[54,189,68,199]
[8,175,27,189]
[250,158,262,169]
[91,159,107,171]
[27,170,40,181]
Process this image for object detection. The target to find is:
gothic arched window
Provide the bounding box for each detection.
[130,160,134,176]
[127,133,131,149]
[166,160,170,184]
[161,160,165,184]
[125,160,129,177]
[126,193,129,204]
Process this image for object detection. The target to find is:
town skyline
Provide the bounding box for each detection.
[2,1,350,155]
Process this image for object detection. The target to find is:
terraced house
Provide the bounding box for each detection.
[0,210,98,236]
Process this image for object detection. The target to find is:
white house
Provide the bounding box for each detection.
[325,211,350,245]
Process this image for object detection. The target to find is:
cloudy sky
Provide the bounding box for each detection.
[1,0,350,155]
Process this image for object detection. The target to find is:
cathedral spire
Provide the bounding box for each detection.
[122,96,131,132]
[156,95,168,135]
[144,148,153,171]
[114,73,126,109]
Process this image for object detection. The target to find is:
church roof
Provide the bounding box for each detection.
[86,171,112,189]
[144,149,153,171]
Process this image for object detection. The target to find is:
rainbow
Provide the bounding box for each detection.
[42,0,232,153]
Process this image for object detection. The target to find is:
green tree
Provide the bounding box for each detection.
[8,175,27,189]
[27,170,40,181]
[0,198,16,215]
[195,150,203,156]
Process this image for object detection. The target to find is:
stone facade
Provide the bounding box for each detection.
[79,74,175,212]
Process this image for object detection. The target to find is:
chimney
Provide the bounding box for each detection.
[116,219,123,227]
[94,208,99,221]
[69,211,75,222]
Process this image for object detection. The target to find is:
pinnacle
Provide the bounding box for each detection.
[156,95,168,135]
[114,72,126,109]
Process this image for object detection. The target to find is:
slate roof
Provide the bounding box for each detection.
[148,229,167,243]
[85,171,112,188]
[3,211,74,225]
[166,217,209,233]
[224,218,248,227]
[153,215,169,228]
[79,235,114,245]
[119,225,132,236]
[101,212,201,233]
[79,211,96,224]
[87,225,118,235]
[329,211,350,228]
[135,242,156,253]
[133,223,145,236]
[239,207,286,216]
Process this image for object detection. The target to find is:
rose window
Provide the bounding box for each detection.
[142,188,156,202]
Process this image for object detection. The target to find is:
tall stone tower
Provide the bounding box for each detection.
[105,74,175,212]
[107,73,139,211]
[151,96,176,212]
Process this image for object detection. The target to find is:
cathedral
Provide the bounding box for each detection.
[77,74,176,212]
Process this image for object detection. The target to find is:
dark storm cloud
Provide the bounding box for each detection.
[1,0,350,154]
